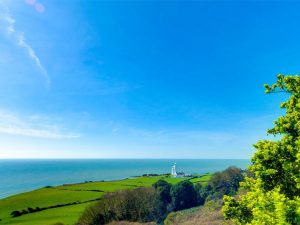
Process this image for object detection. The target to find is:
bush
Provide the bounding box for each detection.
[27,207,35,213]
[77,169,245,225]
[208,166,244,199]
[10,210,21,217]
[21,209,28,215]
[195,183,209,205]
[77,187,156,225]
[170,180,198,211]
[152,180,172,222]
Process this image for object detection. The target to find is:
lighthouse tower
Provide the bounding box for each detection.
[171,163,177,177]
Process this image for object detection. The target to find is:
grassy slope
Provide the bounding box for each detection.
[3,203,92,225]
[188,174,212,184]
[164,203,232,225]
[0,174,212,225]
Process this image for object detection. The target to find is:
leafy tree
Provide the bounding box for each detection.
[194,183,206,205]
[153,180,172,222]
[170,180,198,211]
[77,187,156,225]
[223,75,300,225]
[208,166,244,199]
[153,179,172,205]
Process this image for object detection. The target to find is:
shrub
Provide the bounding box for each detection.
[77,187,156,225]
[152,180,172,222]
[208,166,244,199]
[170,180,198,211]
[194,183,208,205]
[21,209,29,215]
[10,210,21,217]
[27,207,35,213]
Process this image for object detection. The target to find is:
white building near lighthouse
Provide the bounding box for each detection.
[171,163,186,178]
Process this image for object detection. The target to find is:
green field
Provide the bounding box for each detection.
[0,174,212,225]
[188,174,212,183]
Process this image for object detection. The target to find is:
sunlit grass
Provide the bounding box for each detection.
[0,174,212,225]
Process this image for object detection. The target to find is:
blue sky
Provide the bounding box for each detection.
[0,0,297,158]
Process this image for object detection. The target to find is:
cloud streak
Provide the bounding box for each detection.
[0,3,50,85]
[0,110,80,139]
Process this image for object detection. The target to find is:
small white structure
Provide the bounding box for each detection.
[171,163,177,177]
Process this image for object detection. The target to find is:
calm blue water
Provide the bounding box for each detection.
[0,159,249,199]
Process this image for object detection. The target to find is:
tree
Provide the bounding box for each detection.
[77,187,156,225]
[223,75,300,225]
[153,180,172,222]
[194,183,206,205]
[170,180,198,211]
[198,183,213,202]
[208,166,244,199]
[153,179,172,204]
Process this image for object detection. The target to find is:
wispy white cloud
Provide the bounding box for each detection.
[0,110,80,139]
[0,2,50,85]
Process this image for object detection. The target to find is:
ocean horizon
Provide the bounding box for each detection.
[0,159,250,199]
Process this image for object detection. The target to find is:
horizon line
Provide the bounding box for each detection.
[0,158,250,160]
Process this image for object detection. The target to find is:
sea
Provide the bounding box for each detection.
[0,159,250,199]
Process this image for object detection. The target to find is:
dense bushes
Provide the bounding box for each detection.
[193,166,245,206]
[171,181,198,211]
[77,167,245,225]
[207,166,244,199]
[77,181,200,225]
[77,187,156,225]
[10,207,42,217]
[152,180,172,222]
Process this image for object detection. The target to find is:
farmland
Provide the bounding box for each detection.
[0,174,211,225]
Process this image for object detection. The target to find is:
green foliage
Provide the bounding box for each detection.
[194,167,244,204]
[152,180,172,222]
[194,183,206,205]
[223,74,300,225]
[0,175,201,225]
[170,180,198,211]
[10,210,21,217]
[208,166,244,199]
[77,187,156,225]
[153,179,172,205]
[204,200,223,211]
[78,178,217,225]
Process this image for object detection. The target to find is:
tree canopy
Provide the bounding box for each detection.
[223,74,300,225]
[170,180,198,211]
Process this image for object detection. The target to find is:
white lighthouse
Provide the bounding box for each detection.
[171,163,177,177]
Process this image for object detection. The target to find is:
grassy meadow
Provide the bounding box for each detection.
[0,174,211,225]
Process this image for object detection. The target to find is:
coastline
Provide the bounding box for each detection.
[0,159,250,199]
